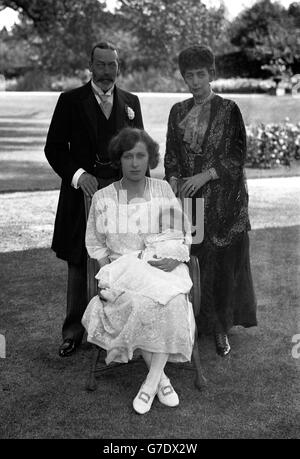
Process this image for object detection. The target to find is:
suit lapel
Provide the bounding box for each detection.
[79,84,133,146]
[80,82,99,146]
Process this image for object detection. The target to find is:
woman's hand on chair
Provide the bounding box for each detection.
[148,256,181,272]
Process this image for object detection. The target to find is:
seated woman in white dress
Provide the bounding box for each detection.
[82,127,195,415]
[96,207,193,306]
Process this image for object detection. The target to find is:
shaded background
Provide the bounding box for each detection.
[0,0,299,93]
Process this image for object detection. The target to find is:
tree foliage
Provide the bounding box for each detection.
[0,0,299,83]
[116,0,227,71]
[0,0,111,74]
[230,0,300,78]
[0,27,31,76]
[288,2,300,27]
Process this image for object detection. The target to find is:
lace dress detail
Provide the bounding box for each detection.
[178,93,213,155]
[144,233,190,263]
[82,177,195,364]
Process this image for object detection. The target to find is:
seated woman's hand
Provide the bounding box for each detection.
[97,256,110,270]
[147,256,181,272]
[97,287,123,303]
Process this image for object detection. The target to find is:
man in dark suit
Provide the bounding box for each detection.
[45,41,144,357]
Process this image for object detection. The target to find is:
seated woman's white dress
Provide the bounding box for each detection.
[81,177,195,364]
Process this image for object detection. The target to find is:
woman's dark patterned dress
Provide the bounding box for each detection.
[164,94,257,334]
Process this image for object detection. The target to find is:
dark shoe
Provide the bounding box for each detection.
[58,339,77,357]
[214,332,231,357]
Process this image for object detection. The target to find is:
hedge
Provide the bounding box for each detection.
[246,119,300,168]
[6,69,279,94]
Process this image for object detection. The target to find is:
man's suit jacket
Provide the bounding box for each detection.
[45,81,144,263]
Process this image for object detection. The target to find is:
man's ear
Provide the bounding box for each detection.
[117,61,121,76]
[209,68,216,82]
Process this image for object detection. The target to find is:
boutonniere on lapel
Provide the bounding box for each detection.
[125,104,135,121]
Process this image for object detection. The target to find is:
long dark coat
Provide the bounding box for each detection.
[164,95,250,249]
[164,95,257,332]
[45,81,144,263]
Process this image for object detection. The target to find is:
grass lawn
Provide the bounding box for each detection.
[0,226,299,439]
[0,93,300,192]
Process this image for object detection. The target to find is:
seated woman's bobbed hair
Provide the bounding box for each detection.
[108,127,160,170]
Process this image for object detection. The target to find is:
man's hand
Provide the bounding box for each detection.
[78,172,98,197]
[148,256,181,272]
[180,171,210,197]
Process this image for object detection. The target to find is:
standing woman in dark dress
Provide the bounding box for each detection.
[164,45,257,356]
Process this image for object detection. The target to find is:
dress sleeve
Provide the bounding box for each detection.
[164,104,182,179]
[213,103,247,182]
[85,192,109,261]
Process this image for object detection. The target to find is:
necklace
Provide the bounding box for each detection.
[119,177,148,202]
[194,88,215,105]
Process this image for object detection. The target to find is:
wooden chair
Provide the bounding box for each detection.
[84,194,205,392]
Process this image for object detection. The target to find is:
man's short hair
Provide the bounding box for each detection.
[90,41,119,62]
[108,127,160,170]
[178,45,215,77]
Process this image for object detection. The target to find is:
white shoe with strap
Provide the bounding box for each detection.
[133,382,157,415]
[157,376,179,407]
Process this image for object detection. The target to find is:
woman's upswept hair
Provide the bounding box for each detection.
[178,45,215,77]
[108,127,160,170]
